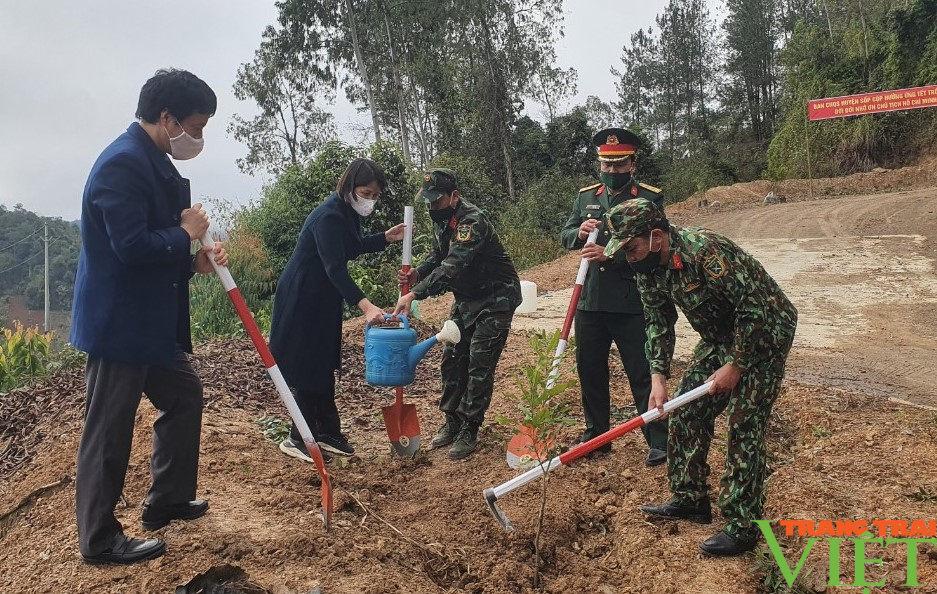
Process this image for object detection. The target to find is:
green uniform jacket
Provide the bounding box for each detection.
[637,227,798,378]
[412,199,521,326]
[560,179,665,313]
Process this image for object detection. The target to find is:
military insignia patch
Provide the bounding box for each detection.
[423,173,431,182]
[630,185,639,197]
[607,134,619,145]
[703,254,728,279]
[456,224,473,242]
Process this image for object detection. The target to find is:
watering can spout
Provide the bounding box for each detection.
[406,320,461,371]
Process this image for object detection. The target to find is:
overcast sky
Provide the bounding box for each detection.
[0,0,666,221]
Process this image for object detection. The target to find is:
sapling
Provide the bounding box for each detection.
[497,329,576,588]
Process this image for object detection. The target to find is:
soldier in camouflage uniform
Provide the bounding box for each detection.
[603,199,797,557]
[560,127,670,465]
[395,168,521,460]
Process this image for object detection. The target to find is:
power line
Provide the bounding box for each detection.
[0,236,61,274]
[0,227,44,252]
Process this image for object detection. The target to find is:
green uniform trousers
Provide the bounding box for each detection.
[440,309,513,425]
[669,340,791,539]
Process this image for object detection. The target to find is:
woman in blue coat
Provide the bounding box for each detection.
[270,158,404,460]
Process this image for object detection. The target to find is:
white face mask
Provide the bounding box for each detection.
[349,193,377,217]
[167,119,204,160]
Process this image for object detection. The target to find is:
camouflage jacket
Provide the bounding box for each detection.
[637,227,798,377]
[412,200,521,324]
[560,179,664,314]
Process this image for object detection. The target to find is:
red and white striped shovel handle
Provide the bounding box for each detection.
[546,228,599,389]
[199,233,333,529]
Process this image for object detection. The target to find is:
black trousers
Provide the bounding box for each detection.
[76,349,203,556]
[288,374,341,442]
[574,309,667,450]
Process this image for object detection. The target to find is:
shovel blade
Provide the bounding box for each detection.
[382,400,422,458]
[304,441,333,531]
[505,424,553,470]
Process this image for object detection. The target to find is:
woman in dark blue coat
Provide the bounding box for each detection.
[270,158,404,460]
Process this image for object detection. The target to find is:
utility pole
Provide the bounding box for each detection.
[44,222,50,332]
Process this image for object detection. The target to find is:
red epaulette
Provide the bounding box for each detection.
[671,252,684,270]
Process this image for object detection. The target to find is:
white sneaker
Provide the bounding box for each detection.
[279,437,313,463]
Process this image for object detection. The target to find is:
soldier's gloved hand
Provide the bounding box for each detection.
[577,218,602,240]
[398,269,419,287]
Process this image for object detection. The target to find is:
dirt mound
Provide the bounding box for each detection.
[667,155,937,222]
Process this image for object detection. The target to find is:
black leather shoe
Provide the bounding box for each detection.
[640,500,712,524]
[141,499,209,531]
[645,448,667,467]
[82,533,166,565]
[699,530,757,557]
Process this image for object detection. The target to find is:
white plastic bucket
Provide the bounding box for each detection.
[515,280,538,314]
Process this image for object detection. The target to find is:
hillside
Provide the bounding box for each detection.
[1,177,936,593]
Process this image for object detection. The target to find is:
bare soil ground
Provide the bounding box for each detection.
[2,172,937,593]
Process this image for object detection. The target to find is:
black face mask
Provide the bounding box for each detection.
[628,233,662,274]
[429,206,456,224]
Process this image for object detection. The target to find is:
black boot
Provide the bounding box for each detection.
[699,530,758,557]
[448,422,479,460]
[640,499,712,524]
[431,414,462,449]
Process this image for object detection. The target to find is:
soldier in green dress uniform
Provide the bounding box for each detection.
[559,128,670,465]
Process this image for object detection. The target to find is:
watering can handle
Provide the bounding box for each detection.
[366,313,409,332]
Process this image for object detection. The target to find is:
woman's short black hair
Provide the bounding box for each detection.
[135,68,217,123]
[336,158,388,197]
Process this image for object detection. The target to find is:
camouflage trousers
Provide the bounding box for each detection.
[668,341,791,539]
[439,309,513,425]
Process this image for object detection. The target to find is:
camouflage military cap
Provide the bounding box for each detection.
[603,198,669,257]
[417,168,458,203]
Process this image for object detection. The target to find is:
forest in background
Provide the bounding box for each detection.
[4,0,937,337]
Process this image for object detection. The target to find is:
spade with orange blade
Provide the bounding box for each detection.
[200,231,333,530]
[382,206,421,457]
[505,228,599,469]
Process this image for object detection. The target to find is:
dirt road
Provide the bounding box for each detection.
[514,189,937,406]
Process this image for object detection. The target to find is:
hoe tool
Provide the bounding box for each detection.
[200,232,333,530]
[487,382,713,531]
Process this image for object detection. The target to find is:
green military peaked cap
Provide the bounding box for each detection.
[603,198,669,257]
[593,127,641,162]
[417,168,459,203]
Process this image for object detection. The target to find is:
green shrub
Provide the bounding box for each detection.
[500,226,566,272]
[503,170,594,236]
[0,322,53,392]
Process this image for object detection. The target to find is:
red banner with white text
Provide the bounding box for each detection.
[808,85,937,121]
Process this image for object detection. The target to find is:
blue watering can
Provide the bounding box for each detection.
[365,314,461,386]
